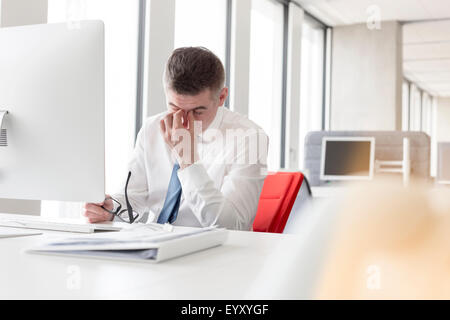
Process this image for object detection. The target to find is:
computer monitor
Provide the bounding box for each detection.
[0,21,105,203]
[320,137,375,181]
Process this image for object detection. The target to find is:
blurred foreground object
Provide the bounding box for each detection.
[315,178,450,299]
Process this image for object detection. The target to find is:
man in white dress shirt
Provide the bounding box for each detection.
[83,47,268,230]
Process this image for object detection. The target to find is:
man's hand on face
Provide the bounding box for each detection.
[160,109,198,169]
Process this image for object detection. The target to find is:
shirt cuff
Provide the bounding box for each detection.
[177,162,211,197]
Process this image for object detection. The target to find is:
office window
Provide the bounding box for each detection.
[174,0,227,65]
[248,0,284,170]
[298,15,325,169]
[421,92,432,136]
[402,81,410,131]
[409,84,422,131]
[43,0,140,218]
[430,97,437,177]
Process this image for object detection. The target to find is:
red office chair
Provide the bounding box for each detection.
[253,171,310,233]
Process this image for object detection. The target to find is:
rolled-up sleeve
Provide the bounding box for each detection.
[177,133,268,230]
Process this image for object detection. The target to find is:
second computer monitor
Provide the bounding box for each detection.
[320,137,375,181]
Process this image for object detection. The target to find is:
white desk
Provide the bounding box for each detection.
[311,186,348,198]
[0,228,312,299]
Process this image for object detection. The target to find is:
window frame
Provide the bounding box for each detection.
[404,78,434,133]
[279,1,330,169]
[403,78,411,131]
[135,0,147,141]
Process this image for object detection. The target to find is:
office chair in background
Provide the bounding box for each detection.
[253,171,312,233]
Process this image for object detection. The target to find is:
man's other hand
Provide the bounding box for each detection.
[82,195,114,223]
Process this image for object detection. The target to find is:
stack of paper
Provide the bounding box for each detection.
[26,225,228,263]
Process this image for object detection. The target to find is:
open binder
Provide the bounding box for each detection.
[26,225,228,263]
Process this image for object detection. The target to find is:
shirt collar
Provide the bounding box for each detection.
[197,107,224,140]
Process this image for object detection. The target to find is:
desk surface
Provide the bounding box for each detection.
[0,228,312,299]
[311,186,348,198]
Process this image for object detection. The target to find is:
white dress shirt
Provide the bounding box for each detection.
[113,107,268,230]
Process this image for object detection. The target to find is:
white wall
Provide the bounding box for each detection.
[436,98,450,142]
[0,0,47,215]
[432,98,450,178]
[0,0,47,27]
[330,21,403,130]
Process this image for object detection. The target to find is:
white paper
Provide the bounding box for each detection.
[30,226,220,252]
[27,226,228,263]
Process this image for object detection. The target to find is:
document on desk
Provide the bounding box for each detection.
[26,224,228,263]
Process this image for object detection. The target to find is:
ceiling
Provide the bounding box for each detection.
[293,0,450,26]
[293,0,450,97]
[404,20,450,97]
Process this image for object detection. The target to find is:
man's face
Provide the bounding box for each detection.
[165,87,228,131]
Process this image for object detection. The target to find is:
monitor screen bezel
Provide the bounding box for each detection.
[320,136,376,181]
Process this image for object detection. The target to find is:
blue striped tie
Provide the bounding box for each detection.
[157,163,182,224]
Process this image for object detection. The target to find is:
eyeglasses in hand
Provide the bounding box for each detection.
[101,171,140,224]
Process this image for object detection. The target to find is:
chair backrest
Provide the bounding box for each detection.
[253,172,304,233]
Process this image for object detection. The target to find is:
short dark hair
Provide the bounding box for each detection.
[164,47,225,95]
